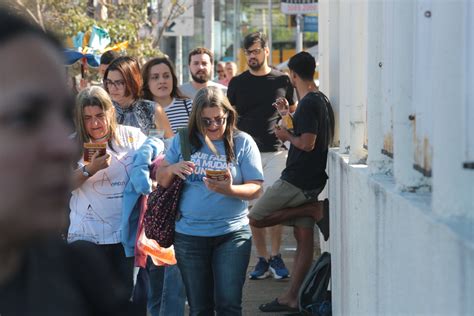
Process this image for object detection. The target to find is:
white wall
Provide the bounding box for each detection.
[320,0,474,314]
[328,151,474,315]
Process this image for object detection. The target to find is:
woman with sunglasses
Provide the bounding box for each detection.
[156,86,264,315]
[103,56,173,138]
[142,57,193,134]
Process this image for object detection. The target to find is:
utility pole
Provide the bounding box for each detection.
[296,14,303,53]
[176,35,183,85]
[268,0,273,65]
[233,0,239,62]
[204,0,214,52]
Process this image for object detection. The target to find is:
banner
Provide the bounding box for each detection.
[281,0,319,15]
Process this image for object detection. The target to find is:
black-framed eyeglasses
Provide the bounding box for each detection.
[103,79,125,89]
[201,115,227,127]
[244,48,263,56]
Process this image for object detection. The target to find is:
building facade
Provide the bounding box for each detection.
[319,0,474,314]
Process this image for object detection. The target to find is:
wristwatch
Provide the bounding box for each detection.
[82,165,92,177]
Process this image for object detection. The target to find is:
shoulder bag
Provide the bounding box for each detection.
[143,128,191,248]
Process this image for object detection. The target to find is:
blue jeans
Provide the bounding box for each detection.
[147,257,186,316]
[174,225,252,316]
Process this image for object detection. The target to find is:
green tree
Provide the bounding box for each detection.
[7,0,158,59]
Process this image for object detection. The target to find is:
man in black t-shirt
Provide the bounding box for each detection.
[249,52,334,313]
[228,32,295,280]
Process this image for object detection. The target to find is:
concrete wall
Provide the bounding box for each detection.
[319,0,474,314]
[328,151,474,315]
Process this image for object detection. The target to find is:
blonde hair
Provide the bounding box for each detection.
[74,86,120,148]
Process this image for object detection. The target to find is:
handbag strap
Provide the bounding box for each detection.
[178,127,191,161]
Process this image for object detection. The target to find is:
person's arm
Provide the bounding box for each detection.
[289,102,297,114]
[274,128,317,152]
[286,77,297,113]
[154,104,174,139]
[203,135,264,200]
[156,159,195,188]
[71,151,111,190]
[226,77,236,107]
[203,169,263,200]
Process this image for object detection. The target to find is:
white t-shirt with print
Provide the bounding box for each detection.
[68,125,146,245]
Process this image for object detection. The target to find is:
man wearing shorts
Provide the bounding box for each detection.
[248,51,334,313]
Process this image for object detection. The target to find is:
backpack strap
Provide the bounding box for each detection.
[183,99,191,117]
[178,127,191,161]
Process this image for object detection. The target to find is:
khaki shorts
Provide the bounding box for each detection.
[249,179,325,228]
[249,151,287,207]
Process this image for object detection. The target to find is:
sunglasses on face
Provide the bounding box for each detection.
[201,115,227,127]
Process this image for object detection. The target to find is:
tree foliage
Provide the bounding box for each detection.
[7,0,158,59]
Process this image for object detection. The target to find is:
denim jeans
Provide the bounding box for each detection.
[174,225,252,316]
[147,258,186,316]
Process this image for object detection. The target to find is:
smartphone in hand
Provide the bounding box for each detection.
[205,169,229,181]
[83,143,106,163]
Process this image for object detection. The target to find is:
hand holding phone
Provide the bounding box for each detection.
[272,97,290,116]
[205,169,229,181]
[83,143,106,163]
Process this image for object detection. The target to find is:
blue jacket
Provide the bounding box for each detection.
[121,137,164,257]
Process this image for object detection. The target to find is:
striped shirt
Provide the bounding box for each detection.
[163,98,193,133]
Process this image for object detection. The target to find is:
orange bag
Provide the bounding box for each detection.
[134,155,176,268]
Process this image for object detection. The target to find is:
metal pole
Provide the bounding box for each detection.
[233,0,239,62]
[204,0,214,52]
[176,35,183,85]
[268,0,273,66]
[296,14,303,53]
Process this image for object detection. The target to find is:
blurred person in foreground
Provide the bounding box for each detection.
[0,8,137,315]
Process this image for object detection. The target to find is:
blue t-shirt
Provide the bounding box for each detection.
[165,131,263,237]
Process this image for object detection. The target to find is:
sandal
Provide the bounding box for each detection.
[259,298,299,312]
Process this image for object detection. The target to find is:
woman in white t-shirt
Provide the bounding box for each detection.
[142,57,193,133]
[69,86,147,296]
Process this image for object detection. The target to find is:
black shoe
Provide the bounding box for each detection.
[316,199,329,241]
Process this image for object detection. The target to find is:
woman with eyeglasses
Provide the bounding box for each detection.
[156,86,264,315]
[103,56,173,138]
[142,57,193,134]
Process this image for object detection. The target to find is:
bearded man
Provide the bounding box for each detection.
[179,47,227,100]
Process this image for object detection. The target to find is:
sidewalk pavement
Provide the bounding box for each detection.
[242,226,321,316]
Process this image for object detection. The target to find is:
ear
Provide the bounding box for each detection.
[290,70,297,80]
